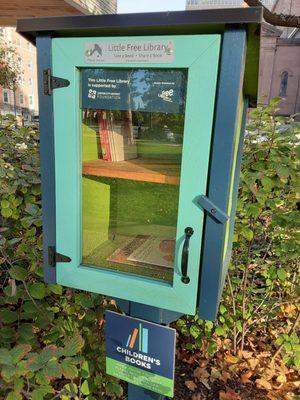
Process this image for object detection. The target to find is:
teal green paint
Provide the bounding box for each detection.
[106,357,174,397]
[52,35,220,314]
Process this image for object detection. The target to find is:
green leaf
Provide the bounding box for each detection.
[29,282,46,299]
[0,348,13,365]
[63,335,84,357]
[81,379,92,395]
[190,324,201,339]
[39,346,58,364]
[15,360,30,377]
[219,304,227,315]
[277,268,287,281]
[236,321,243,333]
[6,392,22,400]
[64,383,78,395]
[0,309,18,324]
[81,360,91,378]
[35,371,51,386]
[61,358,78,379]
[8,266,27,281]
[261,176,274,191]
[241,227,254,241]
[205,321,214,331]
[106,381,123,397]
[10,344,32,363]
[75,293,94,308]
[44,359,62,379]
[31,387,53,400]
[1,208,13,218]
[207,340,217,356]
[277,166,290,179]
[18,323,34,341]
[47,284,62,295]
[1,199,10,209]
[1,364,16,382]
[215,326,226,337]
[24,203,39,216]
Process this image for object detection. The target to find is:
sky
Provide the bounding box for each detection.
[118,0,186,13]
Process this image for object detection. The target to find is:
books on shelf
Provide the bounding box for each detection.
[97,110,137,162]
[107,235,175,269]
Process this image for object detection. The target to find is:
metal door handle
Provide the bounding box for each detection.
[181,227,194,284]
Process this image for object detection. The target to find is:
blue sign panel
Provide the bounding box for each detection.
[81,68,187,114]
[105,310,176,397]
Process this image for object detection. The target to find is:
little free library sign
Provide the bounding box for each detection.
[106,311,176,397]
[85,40,174,64]
[81,68,187,114]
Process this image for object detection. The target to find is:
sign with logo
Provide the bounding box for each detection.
[85,40,174,64]
[81,68,187,114]
[106,311,176,397]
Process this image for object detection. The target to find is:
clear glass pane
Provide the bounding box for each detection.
[81,68,187,282]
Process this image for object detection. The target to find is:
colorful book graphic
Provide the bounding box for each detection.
[126,323,149,354]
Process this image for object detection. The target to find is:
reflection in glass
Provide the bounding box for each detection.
[81,68,187,282]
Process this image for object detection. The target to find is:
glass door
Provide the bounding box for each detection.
[52,35,221,314]
[81,68,187,283]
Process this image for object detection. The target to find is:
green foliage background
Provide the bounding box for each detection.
[0,117,122,399]
[0,99,299,399]
[177,99,300,372]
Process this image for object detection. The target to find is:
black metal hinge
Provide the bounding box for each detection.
[48,246,71,267]
[43,68,70,96]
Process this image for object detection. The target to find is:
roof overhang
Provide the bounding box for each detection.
[0,0,96,27]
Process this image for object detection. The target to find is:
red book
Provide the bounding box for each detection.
[97,110,112,161]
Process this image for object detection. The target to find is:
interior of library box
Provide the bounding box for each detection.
[81,106,185,283]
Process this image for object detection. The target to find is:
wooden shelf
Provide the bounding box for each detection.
[83,158,180,185]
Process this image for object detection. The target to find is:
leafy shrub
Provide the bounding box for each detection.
[0,115,122,399]
[0,98,299,398]
[176,99,300,392]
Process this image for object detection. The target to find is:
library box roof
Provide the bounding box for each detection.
[17,7,263,105]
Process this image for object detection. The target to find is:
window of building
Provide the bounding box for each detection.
[3,91,9,103]
[28,60,33,69]
[19,94,24,105]
[0,28,4,38]
[29,95,34,106]
[29,77,33,86]
[18,57,22,66]
[19,76,25,86]
[279,71,289,97]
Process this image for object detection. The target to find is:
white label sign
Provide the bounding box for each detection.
[84,41,174,64]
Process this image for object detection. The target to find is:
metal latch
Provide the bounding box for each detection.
[197,195,229,224]
[43,68,70,96]
[48,246,71,267]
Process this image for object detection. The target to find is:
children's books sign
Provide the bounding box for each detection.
[106,310,176,397]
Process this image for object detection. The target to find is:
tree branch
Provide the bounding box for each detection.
[244,0,300,28]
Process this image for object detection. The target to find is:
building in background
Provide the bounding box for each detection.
[0,27,39,120]
[260,0,300,115]
[186,0,275,9]
[186,0,300,116]
[0,0,117,120]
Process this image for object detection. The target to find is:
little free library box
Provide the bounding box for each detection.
[17,7,262,321]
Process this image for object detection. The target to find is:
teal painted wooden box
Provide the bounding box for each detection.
[17,8,262,320]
